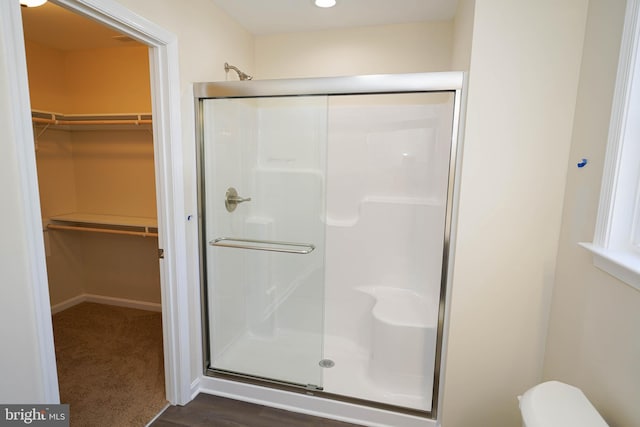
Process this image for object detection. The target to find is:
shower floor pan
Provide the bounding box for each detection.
[212,328,431,411]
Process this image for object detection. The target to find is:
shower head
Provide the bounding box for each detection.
[224,62,253,81]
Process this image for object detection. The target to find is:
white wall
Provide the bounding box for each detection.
[543,1,640,426]
[441,1,589,426]
[0,114,48,403]
[255,21,453,78]
[451,0,475,71]
[0,1,53,403]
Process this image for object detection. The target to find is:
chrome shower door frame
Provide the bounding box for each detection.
[194,71,466,421]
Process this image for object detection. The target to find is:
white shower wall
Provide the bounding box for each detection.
[322,94,454,410]
[325,95,452,293]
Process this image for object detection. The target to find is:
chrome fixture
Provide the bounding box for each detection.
[224,187,251,212]
[224,62,253,81]
[210,237,315,254]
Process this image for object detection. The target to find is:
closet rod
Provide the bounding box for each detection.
[47,224,158,238]
[32,117,152,126]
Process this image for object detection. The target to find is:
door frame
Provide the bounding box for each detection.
[2,0,192,405]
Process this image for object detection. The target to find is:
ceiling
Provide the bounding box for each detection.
[20,2,142,50]
[212,0,459,35]
[20,0,459,51]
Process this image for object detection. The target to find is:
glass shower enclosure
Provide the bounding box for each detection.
[195,73,463,418]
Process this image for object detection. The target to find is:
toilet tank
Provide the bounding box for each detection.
[519,381,609,427]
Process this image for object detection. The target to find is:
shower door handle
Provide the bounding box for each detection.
[210,237,315,254]
[225,187,251,212]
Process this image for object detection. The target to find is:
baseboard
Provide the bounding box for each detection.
[51,293,162,314]
[51,294,86,314]
[190,378,202,401]
[84,294,162,312]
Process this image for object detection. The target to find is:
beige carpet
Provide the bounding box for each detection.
[52,302,167,426]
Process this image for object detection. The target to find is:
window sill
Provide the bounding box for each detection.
[579,243,640,292]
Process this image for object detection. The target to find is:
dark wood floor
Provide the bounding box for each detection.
[150,393,364,427]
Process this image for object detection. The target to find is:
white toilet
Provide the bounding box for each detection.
[519,381,609,426]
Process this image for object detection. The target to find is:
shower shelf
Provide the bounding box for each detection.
[47,213,158,238]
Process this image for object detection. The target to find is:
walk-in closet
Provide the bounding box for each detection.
[21,3,166,425]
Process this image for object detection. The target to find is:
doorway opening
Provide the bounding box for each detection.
[19,2,175,424]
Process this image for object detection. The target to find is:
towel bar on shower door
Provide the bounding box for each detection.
[210,237,315,254]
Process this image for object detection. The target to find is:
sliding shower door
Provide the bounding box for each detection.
[197,72,464,421]
[201,96,327,389]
